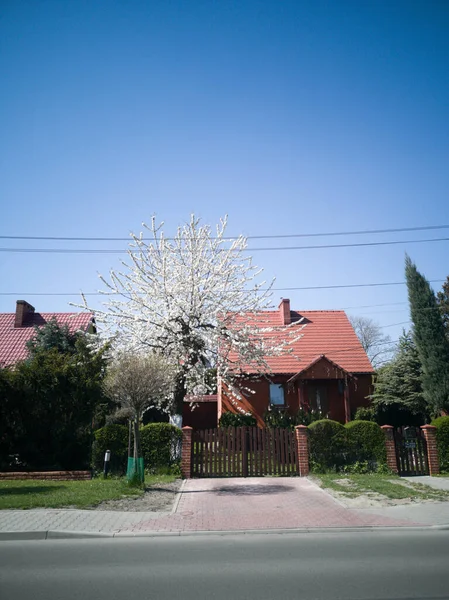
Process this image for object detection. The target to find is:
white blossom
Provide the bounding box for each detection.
[73,215,303,413]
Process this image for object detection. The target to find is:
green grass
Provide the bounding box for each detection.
[315,473,449,502]
[0,475,176,510]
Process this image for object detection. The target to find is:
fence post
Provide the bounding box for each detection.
[421,425,440,476]
[381,425,398,474]
[181,426,193,479]
[295,425,309,476]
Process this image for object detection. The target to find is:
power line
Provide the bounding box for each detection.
[1,223,449,242]
[1,236,449,253]
[0,279,444,296]
[382,320,411,328]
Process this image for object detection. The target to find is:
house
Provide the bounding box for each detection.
[218,299,374,426]
[0,300,95,367]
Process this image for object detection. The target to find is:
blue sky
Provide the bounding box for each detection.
[1,0,448,346]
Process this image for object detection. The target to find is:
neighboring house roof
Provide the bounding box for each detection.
[0,301,94,367]
[228,300,374,375]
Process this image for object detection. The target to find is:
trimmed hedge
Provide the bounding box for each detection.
[219,412,257,427]
[92,422,182,475]
[308,419,387,473]
[92,424,128,474]
[140,423,182,472]
[308,420,347,472]
[345,420,386,465]
[431,416,449,473]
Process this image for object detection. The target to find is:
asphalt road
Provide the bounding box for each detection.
[1,531,449,600]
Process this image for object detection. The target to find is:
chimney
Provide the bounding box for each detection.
[279,298,291,325]
[14,300,35,328]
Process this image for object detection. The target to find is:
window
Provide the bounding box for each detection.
[269,383,285,406]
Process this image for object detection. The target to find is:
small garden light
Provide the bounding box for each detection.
[103,449,111,478]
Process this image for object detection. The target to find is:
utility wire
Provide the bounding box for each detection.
[1,236,449,253]
[0,279,444,296]
[1,223,449,241]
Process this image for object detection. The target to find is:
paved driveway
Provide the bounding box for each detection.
[0,478,429,537]
[122,477,420,533]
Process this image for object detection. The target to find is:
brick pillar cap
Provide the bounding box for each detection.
[182,426,193,430]
[421,424,437,430]
[381,425,394,429]
[295,425,308,430]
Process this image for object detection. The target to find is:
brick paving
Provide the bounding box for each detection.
[0,477,431,536]
[120,478,421,533]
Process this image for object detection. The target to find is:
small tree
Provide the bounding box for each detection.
[370,331,428,424]
[349,315,393,368]
[103,353,174,481]
[26,318,79,357]
[405,255,449,415]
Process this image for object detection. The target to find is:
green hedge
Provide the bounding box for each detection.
[308,419,387,473]
[218,412,257,427]
[345,420,386,465]
[431,416,449,473]
[308,420,347,472]
[140,423,182,472]
[92,422,182,475]
[92,424,128,474]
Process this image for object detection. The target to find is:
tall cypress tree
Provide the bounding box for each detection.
[405,255,449,414]
[436,275,449,339]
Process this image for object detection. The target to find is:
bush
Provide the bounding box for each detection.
[431,416,449,473]
[353,406,377,422]
[308,420,348,472]
[92,424,128,475]
[140,423,182,473]
[263,406,324,429]
[345,420,386,466]
[263,407,292,429]
[218,412,257,427]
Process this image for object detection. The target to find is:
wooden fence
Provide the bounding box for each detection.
[192,427,298,477]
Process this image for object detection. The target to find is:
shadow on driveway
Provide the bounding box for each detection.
[213,484,295,496]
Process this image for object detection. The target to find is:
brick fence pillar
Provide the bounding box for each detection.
[381,425,398,474]
[181,426,193,479]
[295,425,309,476]
[421,425,440,476]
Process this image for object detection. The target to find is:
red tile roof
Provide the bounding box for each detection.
[228,309,374,375]
[0,312,94,367]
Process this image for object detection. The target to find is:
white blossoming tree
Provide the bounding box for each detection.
[77,215,298,419]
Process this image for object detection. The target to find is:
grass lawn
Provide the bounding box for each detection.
[315,473,449,502]
[0,475,176,510]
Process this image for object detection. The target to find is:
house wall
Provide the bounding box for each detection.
[220,373,373,425]
[183,401,218,429]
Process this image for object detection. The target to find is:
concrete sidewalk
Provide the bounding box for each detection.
[403,475,449,491]
[3,477,444,539]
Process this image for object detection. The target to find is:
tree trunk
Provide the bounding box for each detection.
[128,419,132,458]
[133,413,141,462]
[173,370,187,416]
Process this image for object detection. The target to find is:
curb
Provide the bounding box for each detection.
[2,524,449,541]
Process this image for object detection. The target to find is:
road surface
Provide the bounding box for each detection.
[1,531,449,600]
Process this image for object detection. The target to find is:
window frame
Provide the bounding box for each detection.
[269,382,285,406]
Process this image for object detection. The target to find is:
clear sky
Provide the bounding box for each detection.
[1,0,448,347]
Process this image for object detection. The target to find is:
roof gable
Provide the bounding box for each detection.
[0,312,94,367]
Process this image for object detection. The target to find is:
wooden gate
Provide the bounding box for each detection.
[394,426,429,476]
[192,427,298,477]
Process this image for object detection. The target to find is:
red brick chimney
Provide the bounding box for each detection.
[279,298,291,325]
[14,300,35,328]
